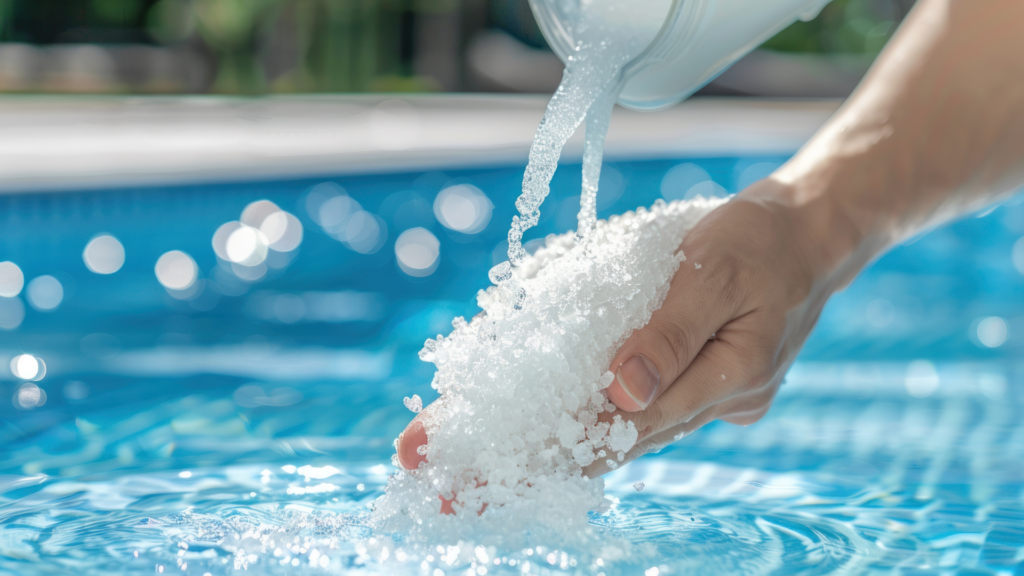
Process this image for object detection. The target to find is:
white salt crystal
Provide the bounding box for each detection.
[369,4,730,545]
[373,197,726,545]
[572,441,596,467]
[557,413,586,449]
[633,482,645,492]
[607,415,639,454]
[403,394,423,413]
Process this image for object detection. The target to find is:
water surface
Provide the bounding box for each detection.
[1,157,1023,575]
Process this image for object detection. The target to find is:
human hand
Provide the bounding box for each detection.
[397,178,865,477]
[588,178,864,474]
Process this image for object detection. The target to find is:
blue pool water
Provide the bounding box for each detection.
[1,156,1023,575]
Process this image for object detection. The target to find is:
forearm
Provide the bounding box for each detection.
[766,0,1024,278]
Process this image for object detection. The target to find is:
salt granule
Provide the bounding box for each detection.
[373,197,726,544]
[403,394,423,413]
[371,0,728,548]
[633,482,645,492]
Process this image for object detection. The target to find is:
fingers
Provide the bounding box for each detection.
[397,418,428,470]
[606,221,742,412]
[397,401,443,470]
[627,323,776,436]
[582,403,719,478]
[582,379,778,478]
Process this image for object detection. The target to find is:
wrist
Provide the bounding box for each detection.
[736,172,880,292]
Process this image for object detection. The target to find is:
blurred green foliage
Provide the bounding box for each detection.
[763,0,914,55]
[0,0,442,93]
[0,0,914,94]
[151,0,437,93]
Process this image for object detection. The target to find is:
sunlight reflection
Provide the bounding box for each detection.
[434,184,492,234]
[231,262,267,282]
[303,183,387,253]
[226,225,269,266]
[10,354,45,381]
[26,275,64,311]
[83,234,125,274]
[241,200,281,229]
[212,221,243,261]
[0,296,25,330]
[338,211,387,254]
[14,382,45,409]
[155,250,198,290]
[260,211,303,252]
[395,228,440,277]
[0,261,24,297]
[213,201,304,287]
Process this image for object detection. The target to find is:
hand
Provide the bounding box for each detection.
[590,179,861,474]
[397,178,863,476]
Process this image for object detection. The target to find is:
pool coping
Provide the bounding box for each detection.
[0,94,842,193]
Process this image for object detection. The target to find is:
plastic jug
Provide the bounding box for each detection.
[529,0,834,110]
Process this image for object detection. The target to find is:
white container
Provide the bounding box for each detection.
[529,0,834,111]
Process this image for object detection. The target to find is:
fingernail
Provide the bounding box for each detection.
[616,355,660,410]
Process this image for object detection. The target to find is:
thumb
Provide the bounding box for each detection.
[606,253,738,412]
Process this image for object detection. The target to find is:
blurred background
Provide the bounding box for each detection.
[0,0,916,97]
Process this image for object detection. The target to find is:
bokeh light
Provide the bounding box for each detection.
[735,162,780,191]
[261,210,303,252]
[395,228,440,277]
[26,275,64,311]
[241,200,281,228]
[976,317,1008,348]
[660,163,727,201]
[226,225,269,266]
[0,297,25,330]
[155,250,198,290]
[904,360,939,398]
[596,166,626,210]
[865,298,894,328]
[83,234,125,274]
[305,183,356,227]
[434,184,493,234]
[978,373,1007,400]
[319,195,362,231]
[11,354,45,381]
[0,261,25,297]
[303,182,388,253]
[340,211,387,254]
[212,221,243,261]
[14,382,45,410]
[212,202,303,285]
[232,262,267,282]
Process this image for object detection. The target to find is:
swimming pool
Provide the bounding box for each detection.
[1,152,1022,575]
